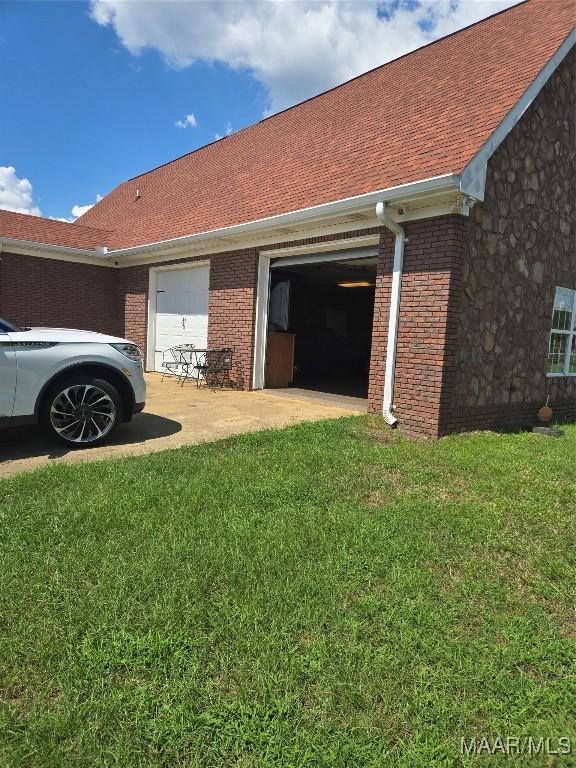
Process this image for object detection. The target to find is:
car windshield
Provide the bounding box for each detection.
[0,318,26,333]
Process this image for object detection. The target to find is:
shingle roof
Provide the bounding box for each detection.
[1,0,573,253]
[77,0,574,249]
[0,209,111,250]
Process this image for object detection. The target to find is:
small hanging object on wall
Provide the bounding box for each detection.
[537,395,553,423]
[533,395,564,437]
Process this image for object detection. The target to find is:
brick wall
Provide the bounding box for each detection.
[0,252,118,335]
[207,249,258,390]
[204,232,382,391]
[5,53,572,438]
[116,264,148,357]
[367,216,466,437]
[118,230,381,386]
[367,230,394,415]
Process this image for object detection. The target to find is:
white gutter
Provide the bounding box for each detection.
[0,236,104,259]
[106,173,458,258]
[0,173,457,263]
[375,201,406,427]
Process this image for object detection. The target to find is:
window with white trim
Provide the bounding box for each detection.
[547,287,576,375]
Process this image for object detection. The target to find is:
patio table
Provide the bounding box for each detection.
[174,347,233,388]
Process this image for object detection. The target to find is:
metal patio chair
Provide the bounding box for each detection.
[184,348,233,388]
[160,344,195,381]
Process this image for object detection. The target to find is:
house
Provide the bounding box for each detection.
[0,0,574,437]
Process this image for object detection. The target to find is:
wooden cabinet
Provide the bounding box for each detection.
[265,332,295,388]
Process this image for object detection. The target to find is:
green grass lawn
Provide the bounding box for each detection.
[0,418,574,767]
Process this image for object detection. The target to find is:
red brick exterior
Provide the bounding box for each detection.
[366,217,467,437]
[0,252,118,336]
[117,232,381,390]
[115,264,148,356]
[207,249,259,390]
[2,52,572,438]
[116,254,212,366]
[108,249,261,390]
[4,196,570,439]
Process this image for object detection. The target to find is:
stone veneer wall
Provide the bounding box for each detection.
[444,48,576,432]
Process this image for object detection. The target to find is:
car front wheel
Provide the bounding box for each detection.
[43,377,123,448]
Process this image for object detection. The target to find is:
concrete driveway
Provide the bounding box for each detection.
[0,374,358,479]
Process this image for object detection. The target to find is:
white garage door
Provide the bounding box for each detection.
[153,265,209,371]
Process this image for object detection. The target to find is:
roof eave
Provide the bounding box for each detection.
[0,237,109,266]
[107,172,461,260]
[0,173,463,265]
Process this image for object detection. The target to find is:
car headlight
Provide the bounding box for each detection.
[110,343,142,362]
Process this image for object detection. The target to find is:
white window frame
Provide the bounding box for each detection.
[547,286,576,378]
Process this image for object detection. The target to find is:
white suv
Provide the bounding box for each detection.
[0,318,146,447]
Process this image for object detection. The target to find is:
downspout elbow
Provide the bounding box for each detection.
[375,202,406,428]
[375,201,406,240]
[383,407,399,428]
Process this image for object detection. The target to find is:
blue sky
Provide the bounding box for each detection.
[0,0,517,222]
[0,1,264,219]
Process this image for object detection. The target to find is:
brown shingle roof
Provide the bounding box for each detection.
[0,209,110,250]
[2,0,573,253]
[78,0,574,249]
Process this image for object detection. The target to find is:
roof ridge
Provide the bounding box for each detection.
[121,0,529,185]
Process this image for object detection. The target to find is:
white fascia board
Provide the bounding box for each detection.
[0,238,112,267]
[106,173,459,260]
[114,218,382,267]
[459,28,575,201]
[0,173,459,267]
[113,198,464,268]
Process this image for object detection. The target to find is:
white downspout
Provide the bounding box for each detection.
[375,201,406,427]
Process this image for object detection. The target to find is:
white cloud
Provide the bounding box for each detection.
[214,122,233,141]
[175,113,198,129]
[90,0,520,114]
[0,166,42,216]
[0,167,103,222]
[71,194,103,219]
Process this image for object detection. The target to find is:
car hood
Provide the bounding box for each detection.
[15,327,136,345]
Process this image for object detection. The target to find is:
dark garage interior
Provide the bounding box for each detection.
[266,257,377,398]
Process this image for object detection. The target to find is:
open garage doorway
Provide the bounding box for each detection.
[264,251,377,403]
